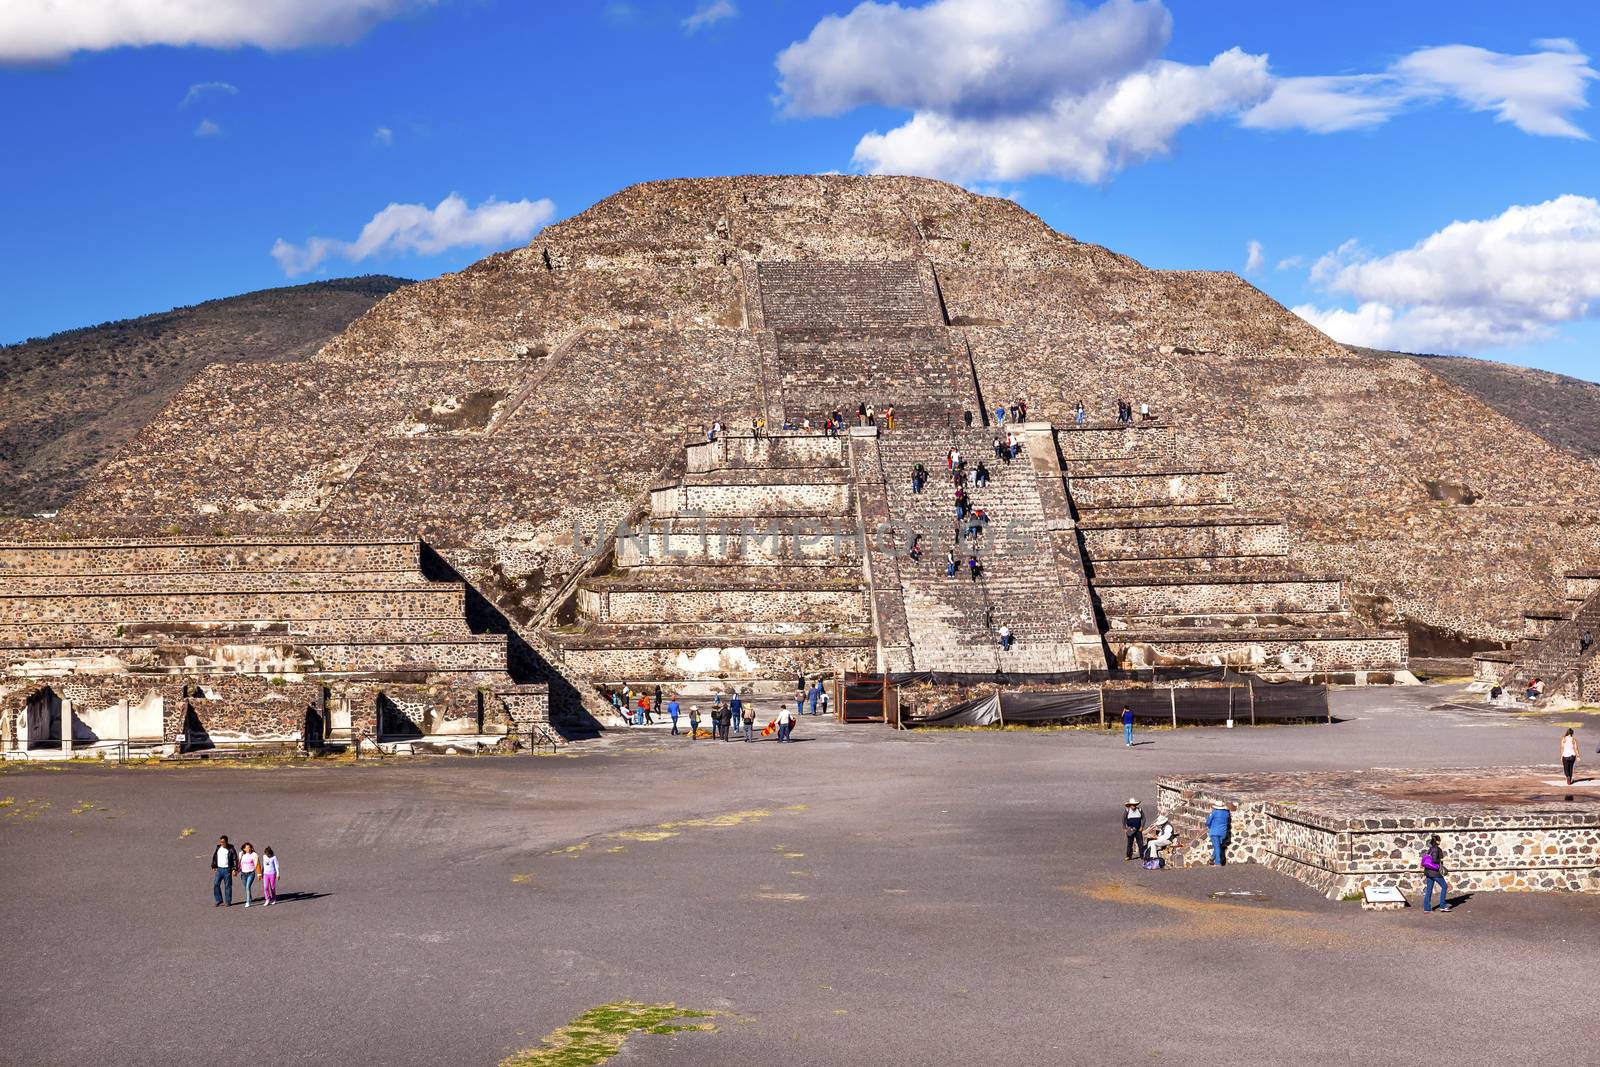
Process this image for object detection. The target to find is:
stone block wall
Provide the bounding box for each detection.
[686,433,845,472]
[1158,771,1600,898]
[1114,633,1406,671]
[579,586,864,625]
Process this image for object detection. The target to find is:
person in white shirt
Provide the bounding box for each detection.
[1144,816,1176,866]
[777,705,794,742]
[210,836,237,907]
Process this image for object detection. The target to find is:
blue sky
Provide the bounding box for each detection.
[2,0,1597,379]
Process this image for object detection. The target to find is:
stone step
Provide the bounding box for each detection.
[0,570,429,595]
[1094,575,1347,617]
[0,538,419,576]
[0,586,467,625]
[577,584,867,626]
[0,616,478,644]
[1066,469,1234,510]
[616,522,862,566]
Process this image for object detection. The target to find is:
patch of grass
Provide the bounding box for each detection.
[68,800,95,816]
[0,797,14,808]
[180,827,196,838]
[499,1001,716,1067]
[1340,891,1364,902]
[511,874,534,884]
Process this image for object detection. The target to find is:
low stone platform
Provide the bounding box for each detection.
[1157,768,1600,899]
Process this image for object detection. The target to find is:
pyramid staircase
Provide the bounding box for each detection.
[1477,571,1600,702]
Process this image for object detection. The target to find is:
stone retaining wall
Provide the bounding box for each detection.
[1079,519,1288,560]
[1067,470,1233,510]
[1158,769,1600,898]
[1112,633,1406,671]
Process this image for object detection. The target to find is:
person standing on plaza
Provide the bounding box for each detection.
[777,704,794,742]
[238,843,259,907]
[795,689,806,719]
[1123,799,1145,861]
[211,835,238,907]
[743,701,756,741]
[1561,728,1580,785]
[261,847,280,906]
[807,681,821,716]
[688,704,701,740]
[1207,802,1231,866]
[1421,834,1451,912]
[1121,704,1134,747]
[667,694,681,735]
[729,691,743,741]
[818,685,831,718]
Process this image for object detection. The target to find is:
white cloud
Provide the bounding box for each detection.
[194,119,221,137]
[852,47,1270,182]
[1240,74,1404,133]
[270,193,557,277]
[683,0,737,32]
[779,0,1170,117]
[1275,255,1303,271]
[373,125,394,147]
[779,3,1596,183]
[1245,239,1264,274]
[181,81,237,108]
[1295,195,1600,352]
[1245,42,1596,138]
[1,0,432,63]
[1395,44,1596,138]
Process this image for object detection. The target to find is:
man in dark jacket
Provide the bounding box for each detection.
[1123,799,1145,861]
[211,835,238,907]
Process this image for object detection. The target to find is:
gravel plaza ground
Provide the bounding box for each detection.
[5,683,1600,1067]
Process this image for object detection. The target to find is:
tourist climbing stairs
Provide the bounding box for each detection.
[871,424,1085,673]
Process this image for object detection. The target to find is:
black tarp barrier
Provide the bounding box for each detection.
[906,679,1332,728]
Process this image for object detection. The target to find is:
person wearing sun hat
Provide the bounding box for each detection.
[1144,815,1175,867]
[1122,797,1145,861]
[1207,801,1232,865]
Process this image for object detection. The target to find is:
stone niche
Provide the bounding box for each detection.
[1158,768,1600,899]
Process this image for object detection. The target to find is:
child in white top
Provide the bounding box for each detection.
[261,847,280,905]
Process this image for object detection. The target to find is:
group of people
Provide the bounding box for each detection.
[1114,398,1154,424]
[959,399,1028,428]
[607,676,829,742]
[209,836,281,908]
[1122,797,1230,869]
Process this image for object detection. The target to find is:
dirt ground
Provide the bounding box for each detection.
[3,683,1599,1066]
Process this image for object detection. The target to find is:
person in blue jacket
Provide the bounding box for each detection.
[1207,801,1232,865]
[1121,705,1135,747]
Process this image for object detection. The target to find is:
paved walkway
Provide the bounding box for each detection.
[3,683,1598,1066]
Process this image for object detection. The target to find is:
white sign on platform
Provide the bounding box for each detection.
[1363,885,1406,904]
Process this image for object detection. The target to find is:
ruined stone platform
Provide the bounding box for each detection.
[1158,768,1600,899]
